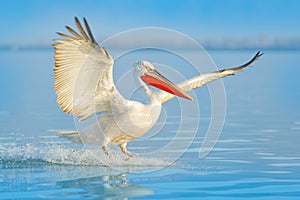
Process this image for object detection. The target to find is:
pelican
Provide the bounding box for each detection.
[53,17,263,157]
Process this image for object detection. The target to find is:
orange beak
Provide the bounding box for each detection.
[141,69,193,101]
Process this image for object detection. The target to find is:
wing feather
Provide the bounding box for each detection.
[83,17,96,43]
[75,17,90,41]
[53,18,119,120]
[65,26,83,40]
[56,32,77,41]
[159,51,263,104]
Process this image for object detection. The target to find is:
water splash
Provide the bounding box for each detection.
[0,131,170,172]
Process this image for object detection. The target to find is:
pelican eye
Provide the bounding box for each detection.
[145,66,152,71]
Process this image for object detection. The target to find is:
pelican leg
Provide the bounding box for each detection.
[102,145,109,156]
[120,143,133,157]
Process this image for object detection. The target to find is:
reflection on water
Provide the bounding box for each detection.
[57,173,153,199]
[0,160,154,199]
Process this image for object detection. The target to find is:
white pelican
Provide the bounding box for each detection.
[53,18,263,157]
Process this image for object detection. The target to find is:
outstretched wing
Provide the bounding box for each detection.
[159,51,263,104]
[53,17,120,120]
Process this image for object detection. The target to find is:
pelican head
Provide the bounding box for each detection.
[136,60,193,100]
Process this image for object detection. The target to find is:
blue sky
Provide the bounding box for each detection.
[0,0,300,48]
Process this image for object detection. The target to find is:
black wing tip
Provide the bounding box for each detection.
[56,17,97,44]
[217,50,263,73]
[65,25,77,34]
[74,17,81,27]
[73,17,96,43]
[83,17,96,43]
[255,51,264,59]
[245,51,264,66]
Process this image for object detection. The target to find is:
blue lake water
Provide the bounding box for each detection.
[0,49,300,199]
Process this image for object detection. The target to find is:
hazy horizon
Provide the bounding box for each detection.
[1,35,300,51]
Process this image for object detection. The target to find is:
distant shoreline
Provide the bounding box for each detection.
[1,45,300,52]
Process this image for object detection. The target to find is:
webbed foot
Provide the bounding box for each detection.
[120,143,133,158]
[102,145,110,156]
